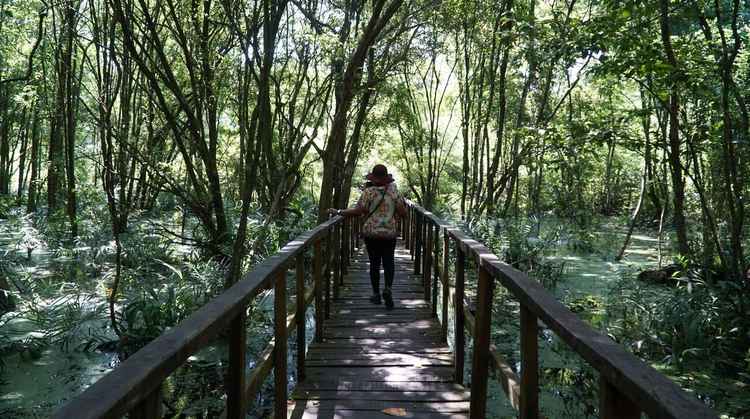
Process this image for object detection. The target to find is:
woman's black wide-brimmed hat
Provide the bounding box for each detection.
[365,164,394,185]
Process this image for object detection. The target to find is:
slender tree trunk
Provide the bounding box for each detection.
[658,0,690,256]
[26,108,40,213]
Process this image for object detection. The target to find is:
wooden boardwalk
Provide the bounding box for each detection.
[289,244,471,419]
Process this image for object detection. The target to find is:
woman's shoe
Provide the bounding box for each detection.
[369,294,382,305]
[382,288,394,310]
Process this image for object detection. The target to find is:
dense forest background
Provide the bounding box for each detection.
[0,0,749,417]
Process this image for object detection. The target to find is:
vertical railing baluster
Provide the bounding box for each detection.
[131,385,162,419]
[274,268,288,419]
[325,229,332,319]
[314,239,323,342]
[414,213,422,275]
[227,307,247,418]
[423,220,433,304]
[405,207,411,252]
[296,253,306,382]
[342,218,349,275]
[454,246,465,384]
[599,375,640,419]
[413,207,418,258]
[469,265,492,419]
[520,305,539,419]
[432,224,439,317]
[441,229,449,341]
[333,224,340,299]
[355,218,360,250]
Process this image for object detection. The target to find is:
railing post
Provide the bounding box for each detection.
[131,385,161,419]
[325,229,332,319]
[469,265,492,419]
[432,224,439,317]
[409,207,417,260]
[454,246,465,384]
[520,305,539,419]
[414,213,422,275]
[296,253,306,382]
[356,218,360,250]
[314,240,323,342]
[274,268,288,419]
[405,207,411,251]
[600,375,640,419]
[423,220,433,304]
[342,218,349,275]
[441,229,449,341]
[333,224,341,300]
[226,308,247,418]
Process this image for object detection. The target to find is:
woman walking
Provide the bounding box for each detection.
[328,164,406,309]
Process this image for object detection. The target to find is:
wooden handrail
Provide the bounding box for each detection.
[405,200,718,419]
[54,215,350,419]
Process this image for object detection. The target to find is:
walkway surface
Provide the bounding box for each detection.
[288,244,471,419]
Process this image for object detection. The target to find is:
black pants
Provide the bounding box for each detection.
[364,237,397,295]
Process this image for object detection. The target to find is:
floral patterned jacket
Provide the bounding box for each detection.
[356,183,402,239]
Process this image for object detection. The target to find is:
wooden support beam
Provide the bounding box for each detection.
[454,246,465,384]
[520,305,539,419]
[432,224,439,317]
[130,386,161,419]
[414,213,422,275]
[226,310,247,418]
[314,240,323,342]
[296,253,306,382]
[423,220,433,303]
[600,375,641,419]
[274,269,288,419]
[469,266,492,419]
[441,230,449,341]
[325,231,332,319]
[342,219,349,275]
[333,224,340,300]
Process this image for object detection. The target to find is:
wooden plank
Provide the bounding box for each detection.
[292,389,470,402]
[303,366,455,382]
[275,269,288,419]
[324,319,439,328]
[295,381,465,392]
[305,358,452,368]
[288,407,470,419]
[226,311,247,418]
[305,353,454,365]
[288,399,470,412]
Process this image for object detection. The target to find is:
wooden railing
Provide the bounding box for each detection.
[404,201,718,419]
[54,199,719,419]
[53,215,361,419]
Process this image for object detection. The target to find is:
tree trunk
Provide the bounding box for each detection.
[658,0,690,256]
[26,108,40,213]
